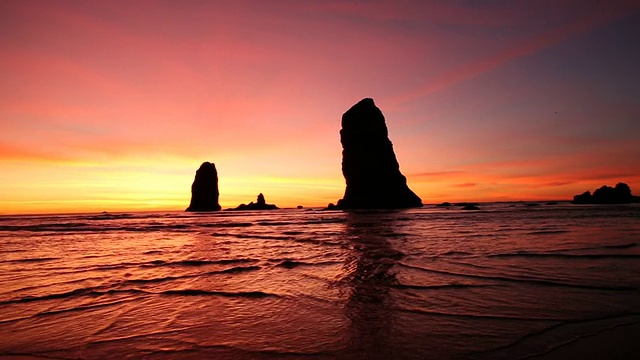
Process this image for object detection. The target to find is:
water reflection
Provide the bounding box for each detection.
[341,211,405,358]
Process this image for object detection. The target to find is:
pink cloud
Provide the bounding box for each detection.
[390,1,640,106]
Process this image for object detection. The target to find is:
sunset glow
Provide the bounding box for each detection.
[1,1,639,214]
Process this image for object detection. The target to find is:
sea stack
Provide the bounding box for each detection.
[572,182,640,204]
[228,193,279,210]
[332,98,423,209]
[186,162,221,211]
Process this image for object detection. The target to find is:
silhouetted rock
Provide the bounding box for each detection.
[228,193,279,210]
[437,202,452,207]
[257,193,266,206]
[461,204,481,210]
[572,182,640,204]
[186,162,221,212]
[572,191,592,204]
[332,98,423,209]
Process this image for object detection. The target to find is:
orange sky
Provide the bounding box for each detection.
[1,1,640,214]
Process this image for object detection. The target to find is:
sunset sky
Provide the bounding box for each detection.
[1,0,639,214]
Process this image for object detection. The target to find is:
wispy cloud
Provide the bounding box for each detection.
[390,1,640,105]
[408,171,467,179]
[454,182,477,188]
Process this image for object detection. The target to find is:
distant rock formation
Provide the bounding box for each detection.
[331,98,423,209]
[229,193,279,211]
[461,204,481,210]
[186,162,221,212]
[572,182,640,204]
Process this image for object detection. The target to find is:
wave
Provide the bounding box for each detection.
[257,221,296,226]
[10,274,108,294]
[161,289,276,298]
[572,242,638,251]
[199,222,253,228]
[217,265,261,273]
[396,306,559,322]
[0,224,193,233]
[86,213,136,220]
[143,250,163,255]
[122,275,184,285]
[393,283,497,290]
[488,252,640,259]
[1,287,123,305]
[275,260,341,269]
[440,250,475,257]
[293,238,343,247]
[397,262,638,291]
[2,285,278,306]
[0,248,28,253]
[102,266,262,287]
[519,242,639,254]
[602,242,638,249]
[0,298,135,325]
[0,256,60,264]
[91,341,336,359]
[526,230,570,235]
[64,258,260,274]
[233,233,293,241]
[142,258,257,267]
[83,213,176,221]
[145,224,191,230]
[0,223,91,231]
[301,218,346,225]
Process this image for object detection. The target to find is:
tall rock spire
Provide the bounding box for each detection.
[334,98,422,209]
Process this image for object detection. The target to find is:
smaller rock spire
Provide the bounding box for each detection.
[186,162,221,211]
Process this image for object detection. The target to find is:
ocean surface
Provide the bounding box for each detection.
[1,203,639,359]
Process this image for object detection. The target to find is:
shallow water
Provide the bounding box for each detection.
[1,203,639,359]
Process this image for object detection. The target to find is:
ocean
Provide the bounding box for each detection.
[1,203,639,359]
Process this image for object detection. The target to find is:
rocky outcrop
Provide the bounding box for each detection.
[229,193,279,211]
[186,162,221,211]
[331,98,423,209]
[461,204,480,210]
[572,182,640,204]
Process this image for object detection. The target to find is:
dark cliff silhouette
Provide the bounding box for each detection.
[186,162,221,212]
[330,98,423,209]
[572,182,640,204]
[228,193,279,210]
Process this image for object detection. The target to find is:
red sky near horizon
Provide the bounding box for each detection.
[1,0,639,214]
